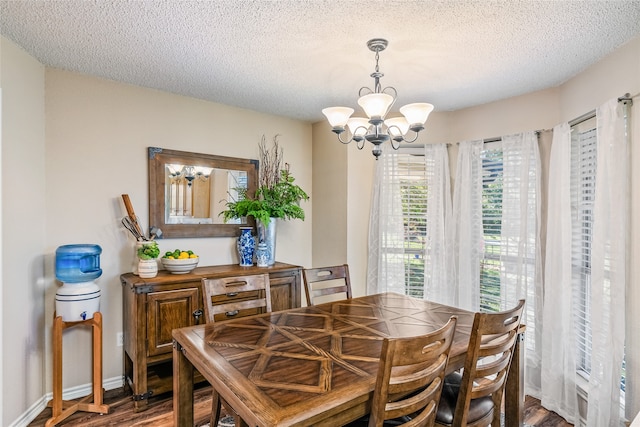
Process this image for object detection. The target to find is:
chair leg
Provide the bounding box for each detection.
[212,388,248,427]
[234,408,248,427]
[492,391,504,427]
[211,389,222,427]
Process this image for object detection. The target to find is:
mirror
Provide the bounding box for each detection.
[148,147,258,238]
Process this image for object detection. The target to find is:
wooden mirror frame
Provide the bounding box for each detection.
[148,147,258,238]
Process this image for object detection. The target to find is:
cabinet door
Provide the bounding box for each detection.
[147,287,200,357]
[269,273,299,312]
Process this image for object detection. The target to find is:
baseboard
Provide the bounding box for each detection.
[8,375,124,427]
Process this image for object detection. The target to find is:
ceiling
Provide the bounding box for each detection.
[1,1,640,123]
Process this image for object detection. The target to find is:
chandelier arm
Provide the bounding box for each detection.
[337,131,354,145]
[387,124,402,138]
[390,138,401,150]
[381,86,397,98]
[359,86,374,97]
[356,138,366,150]
[401,131,421,143]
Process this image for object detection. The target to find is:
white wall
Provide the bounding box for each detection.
[42,69,313,392]
[1,37,314,426]
[310,122,348,270]
[1,36,47,426]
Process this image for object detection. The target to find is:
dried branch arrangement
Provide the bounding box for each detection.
[220,134,309,225]
[258,134,284,190]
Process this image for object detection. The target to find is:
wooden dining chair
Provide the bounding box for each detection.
[201,274,272,427]
[435,299,526,427]
[349,316,458,427]
[302,264,352,306]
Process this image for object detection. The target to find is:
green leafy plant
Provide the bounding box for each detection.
[220,135,309,225]
[137,242,160,260]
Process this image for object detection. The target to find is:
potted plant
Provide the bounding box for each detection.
[137,241,160,278]
[221,135,309,265]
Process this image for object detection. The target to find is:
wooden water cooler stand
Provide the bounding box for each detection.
[46,312,110,426]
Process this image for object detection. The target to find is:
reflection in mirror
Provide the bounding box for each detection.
[149,147,258,238]
[164,164,248,225]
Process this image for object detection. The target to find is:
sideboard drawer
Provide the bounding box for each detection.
[210,289,260,304]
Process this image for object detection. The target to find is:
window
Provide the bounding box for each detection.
[479,140,539,306]
[570,119,597,378]
[369,144,450,300]
[393,148,429,298]
[480,144,504,312]
[570,118,626,393]
[479,137,539,360]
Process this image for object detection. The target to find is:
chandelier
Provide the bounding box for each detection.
[167,164,212,187]
[322,38,434,159]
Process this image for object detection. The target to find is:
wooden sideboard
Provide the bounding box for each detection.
[121,262,302,411]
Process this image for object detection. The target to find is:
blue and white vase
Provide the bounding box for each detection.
[256,243,269,267]
[237,227,255,266]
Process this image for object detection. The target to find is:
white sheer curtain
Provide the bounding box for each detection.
[588,99,627,426]
[422,143,453,303]
[367,143,406,295]
[542,99,628,426]
[500,132,543,397]
[449,140,483,311]
[541,122,579,423]
[367,143,452,297]
[499,132,541,306]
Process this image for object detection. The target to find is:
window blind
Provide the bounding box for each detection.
[396,148,429,298]
[570,123,597,377]
[480,144,504,312]
[480,137,539,337]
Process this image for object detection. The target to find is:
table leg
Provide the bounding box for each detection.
[173,339,194,427]
[505,329,525,426]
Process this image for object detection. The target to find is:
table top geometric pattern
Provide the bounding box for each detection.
[186,293,474,423]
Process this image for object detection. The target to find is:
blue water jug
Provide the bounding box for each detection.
[55,244,102,283]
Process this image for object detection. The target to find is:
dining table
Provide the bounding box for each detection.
[172,292,525,427]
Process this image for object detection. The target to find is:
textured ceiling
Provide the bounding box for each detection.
[1,1,640,123]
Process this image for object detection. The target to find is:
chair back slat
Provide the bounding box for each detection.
[437,299,525,427]
[302,264,352,306]
[368,316,458,427]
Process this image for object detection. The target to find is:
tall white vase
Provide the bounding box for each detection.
[257,218,277,266]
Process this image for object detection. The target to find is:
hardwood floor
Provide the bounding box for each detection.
[524,397,574,427]
[28,386,572,427]
[27,384,215,427]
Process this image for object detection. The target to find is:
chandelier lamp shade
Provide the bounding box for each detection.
[322,38,434,159]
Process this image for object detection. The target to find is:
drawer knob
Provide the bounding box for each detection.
[193,309,203,321]
[225,310,239,317]
[226,292,238,297]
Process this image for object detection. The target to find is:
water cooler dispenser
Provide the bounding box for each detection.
[55,244,102,321]
[48,244,109,426]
